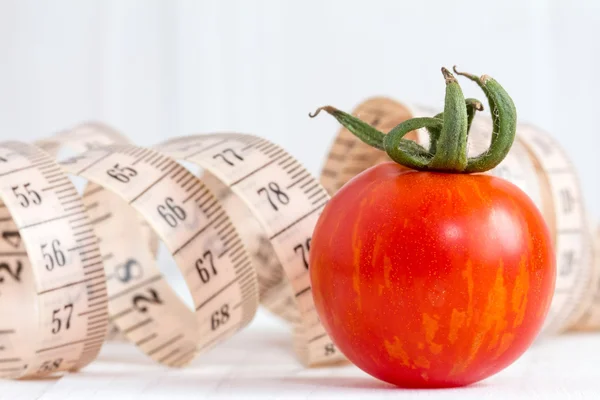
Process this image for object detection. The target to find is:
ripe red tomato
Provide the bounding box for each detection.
[310,162,555,388]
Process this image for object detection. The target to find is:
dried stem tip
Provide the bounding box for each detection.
[441,67,457,84]
[309,106,337,118]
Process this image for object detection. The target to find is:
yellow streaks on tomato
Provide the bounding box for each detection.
[448,309,466,344]
[493,333,515,360]
[351,197,369,311]
[469,179,487,203]
[451,263,508,376]
[384,336,431,370]
[462,260,474,326]
[372,233,385,265]
[482,264,508,350]
[512,256,530,328]
[372,234,393,292]
[383,256,393,289]
[423,313,443,354]
[384,337,411,367]
[414,356,431,369]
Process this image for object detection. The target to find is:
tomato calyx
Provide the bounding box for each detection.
[309,66,517,174]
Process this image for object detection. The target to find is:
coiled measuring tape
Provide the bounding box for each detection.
[572,226,600,330]
[0,141,108,379]
[36,122,160,341]
[36,122,160,258]
[35,129,343,369]
[321,97,595,336]
[153,134,341,365]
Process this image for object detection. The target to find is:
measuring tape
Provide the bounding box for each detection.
[153,134,342,366]
[0,141,108,379]
[321,97,596,336]
[571,225,600,330]
[31,129,344,370]
[36,122,160,341]
[36,122,160,258]
[54,142,258,367]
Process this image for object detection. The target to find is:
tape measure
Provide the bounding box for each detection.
[320,97,596,336]
[30,127,344,371]
[0,141,108,379]
[36,122,160,258]
[153,134,342,366]
[572,225,600,330]
[36,122,160,341]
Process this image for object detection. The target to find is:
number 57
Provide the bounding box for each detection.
[52,303,73,334]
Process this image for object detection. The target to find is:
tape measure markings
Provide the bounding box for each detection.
[156,133,343,366]
[0,141,108,379]
[58,143,259,367]
[572,226,600,330]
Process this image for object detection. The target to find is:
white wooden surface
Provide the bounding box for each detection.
[2,309,600,399]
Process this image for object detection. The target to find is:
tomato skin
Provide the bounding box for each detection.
[310,162,555,388]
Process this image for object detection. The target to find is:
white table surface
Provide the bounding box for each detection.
[2,309,599,400]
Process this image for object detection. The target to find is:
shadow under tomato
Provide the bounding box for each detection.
[282,376,492,391]
[279,375,396,390]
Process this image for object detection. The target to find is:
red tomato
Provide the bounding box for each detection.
[310,162,555,388]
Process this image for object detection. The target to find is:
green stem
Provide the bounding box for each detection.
[427,68,468,171]
[308,106,385,151]
[309,66,517,174]
[466,98,484,133]
[383,117,437,169]
[424,115,443,155]
[426,98,483,155]
[453,66,517,173]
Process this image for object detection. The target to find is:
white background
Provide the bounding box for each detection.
[0,0,598,218]
[1,1,600,398]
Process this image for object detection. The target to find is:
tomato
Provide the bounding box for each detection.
[309,67,556,388]
[310,163,555,388]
